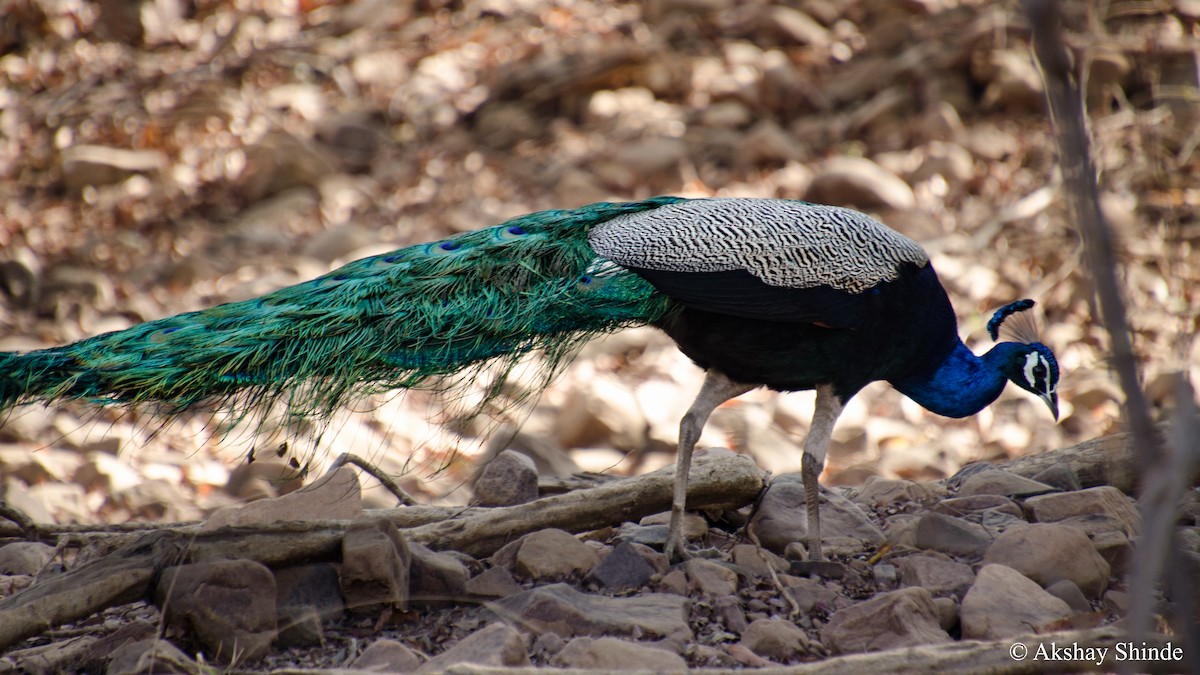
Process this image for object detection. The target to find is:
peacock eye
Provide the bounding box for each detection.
[1033,365,1046,377]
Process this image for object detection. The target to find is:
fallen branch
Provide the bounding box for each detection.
[0,453,765,650]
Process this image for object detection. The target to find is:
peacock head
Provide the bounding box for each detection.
[988,300,1059,420]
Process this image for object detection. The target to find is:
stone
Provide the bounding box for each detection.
[1031,464,1082,492]
[274,563,345,622]
[1090,528,1134,578]
[490,582,692,641]
[352,638,422,672]
[155,560,277,662]
[932,494,1024,519]
[752,475,885,554]
[981,523,1110,598]
[640,510,708,541]
[658,568,689,595]
[0,542,54,575]
[822,587,952,654]
[340,517,411,614]
[473,449,539,507]
[763,5,829,45]
[805,156,916,211]
[715,594,748,633]
[105,639,197,675]
[914,512,992,557]
[466,565,524,598]
[783,576,844,613]
[933,596,958,632]
[1025,486,1142,537]
[961,564,1073,639]
[551,637,687,672]
[1045,579,1092,613]
[854,476,933,508]
[276,606,323,648]
[957,469,1056,498]
[727,642,774,667]
[586,541,656,590]
[61,145,166,192]
[416,622,528,673]
[730,543,788,578]
[741,618,814,662]
[686,558,738,596]
[409,541,469,606]
[204,465,362,530]
[742,119,806,165]
[898,555,975,598]
[977,48,1045,112]
[514,528,599,580]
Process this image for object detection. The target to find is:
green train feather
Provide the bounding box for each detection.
[0,197,684,427]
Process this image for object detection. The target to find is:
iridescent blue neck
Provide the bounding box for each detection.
[890,341,1023,418]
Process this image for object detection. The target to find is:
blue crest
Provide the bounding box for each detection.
[987,299,1036,341]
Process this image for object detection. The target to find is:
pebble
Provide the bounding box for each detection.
[961,564,1073,639]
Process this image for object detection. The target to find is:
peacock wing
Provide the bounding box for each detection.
[587,198,929,327]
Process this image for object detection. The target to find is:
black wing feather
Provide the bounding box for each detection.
[625,266,874,328]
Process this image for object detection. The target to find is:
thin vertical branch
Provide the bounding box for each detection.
[1022,2,1198,669]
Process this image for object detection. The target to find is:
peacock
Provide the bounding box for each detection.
[0,196,1059,561]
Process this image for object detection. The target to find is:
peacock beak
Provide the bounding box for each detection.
[1042,392,1059,421]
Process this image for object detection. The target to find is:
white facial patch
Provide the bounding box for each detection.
[1023,351,1040,390]
[1023,351,1055,394]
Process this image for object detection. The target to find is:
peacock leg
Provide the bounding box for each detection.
[666,370,754,561]
[801,383,844,562]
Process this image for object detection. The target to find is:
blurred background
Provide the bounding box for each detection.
[0,0,1196,524]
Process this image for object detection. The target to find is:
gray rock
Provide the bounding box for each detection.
[341,517,411,614]
[1045,579,1092,613]
[473,449,539,507]
[352,638,421,672]
[740,618,814,662]
[783,576,844,614]
[300,223,377,265]
[742,119,806,165]
[274,563,345,623]
[957,469,1056,498]
[686,558,738,596]
[586,541,656,590]
[276,605,323,648]
[490,582,692,641]
[409,541,469,607]
[854,476,934,508]
[981,523,1110,598]
[933,596,958,632]
[961,564,1073,639]
[0,542,54,575]
[466,566,524,598]
[752,475,885,554]
[61,145,166,192]
[822,587,952,654]
[898,555,976,598]
[551,637,687,672]
[805,156,915,211]
[105,639,197,675]
[914,512,992,557]
[715,594,748,633]
[155,560,277,662]
[762,5,830,45]
[1031,464,1082,492]
[514,528,599,580]
[205,464,361,529]
[417,622,528,673]
[730,543,788,578]
[1025,486,1142,537]
[933,494,1024,519]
